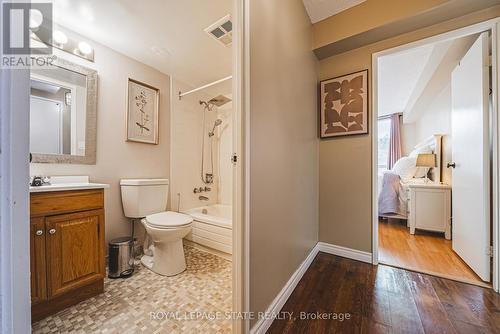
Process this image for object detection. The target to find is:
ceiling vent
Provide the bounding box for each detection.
[205,15,232,47]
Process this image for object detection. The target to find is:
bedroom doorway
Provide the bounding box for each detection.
[372,22,498,288]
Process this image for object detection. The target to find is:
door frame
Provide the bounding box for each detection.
[0,2,250,333]
[371,18,500,292]
[232,0,250,333]
[0,0,32,331]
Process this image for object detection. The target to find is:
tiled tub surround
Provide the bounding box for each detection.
[32,246,232,334]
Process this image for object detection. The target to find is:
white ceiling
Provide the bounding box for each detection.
[302,0,366,23]
[378,45,434,117]
[50,0,233,89]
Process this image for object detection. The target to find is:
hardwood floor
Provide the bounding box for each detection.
[378,219,485,285]
[267,252,500,334]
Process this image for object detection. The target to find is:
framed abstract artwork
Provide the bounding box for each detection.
[126,78,160,144]
[319,69,368,138]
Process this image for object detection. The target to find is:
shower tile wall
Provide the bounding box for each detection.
[171,79,220,211]
[217,101,233,206]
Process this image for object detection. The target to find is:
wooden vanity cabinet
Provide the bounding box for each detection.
[30,217,47,305]
[30,189,105,322]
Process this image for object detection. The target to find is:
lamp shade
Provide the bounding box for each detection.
[416,153,437,167]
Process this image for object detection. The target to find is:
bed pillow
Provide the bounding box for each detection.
[410,145,433,178]
[392,156,418,181]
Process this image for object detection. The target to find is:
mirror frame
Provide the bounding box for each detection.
[31,58,98,164]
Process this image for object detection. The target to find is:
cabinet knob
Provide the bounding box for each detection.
[35,230,43,236]
[48,228,56,235]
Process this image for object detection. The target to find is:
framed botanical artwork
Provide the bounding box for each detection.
[319,69,368,138]
[126,78,160,144]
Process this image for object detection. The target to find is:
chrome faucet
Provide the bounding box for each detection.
[30,175,51,187]
[198,195,209,201]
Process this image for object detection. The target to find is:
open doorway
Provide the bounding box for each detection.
[373,28,495,287]
[0,0,247,333]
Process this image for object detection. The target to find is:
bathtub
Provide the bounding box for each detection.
[184,204,232,255]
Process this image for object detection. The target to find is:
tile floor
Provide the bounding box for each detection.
[32,245,232,334]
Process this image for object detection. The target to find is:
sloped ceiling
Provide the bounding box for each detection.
[378,34,478,121]
[302,0,366,23]
[378,45,434,117]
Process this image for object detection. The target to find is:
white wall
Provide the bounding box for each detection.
[401,121,416,156]
[401,83,452,184]
[30,37,171,244]
[411,83,452,184]
[170,79,220,211]
[217,102,233,205]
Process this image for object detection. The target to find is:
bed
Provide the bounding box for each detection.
[378,134,443,220]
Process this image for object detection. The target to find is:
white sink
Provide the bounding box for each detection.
[29,176,110,193]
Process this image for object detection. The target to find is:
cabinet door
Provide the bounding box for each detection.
[46,209,105,298]
[414,189,447,232]
[30,217,47,305]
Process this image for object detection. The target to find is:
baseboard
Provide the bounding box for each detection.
[249,242,372,334]
[250,243,320,334]
[317,242,372,264]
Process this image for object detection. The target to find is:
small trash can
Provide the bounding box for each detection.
[108,237,134,278]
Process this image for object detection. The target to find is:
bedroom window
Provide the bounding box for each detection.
[378,117,391,172]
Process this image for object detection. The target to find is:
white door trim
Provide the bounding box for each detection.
[372,17,500,292]
[232,0,250,333]
[0,9,32,334]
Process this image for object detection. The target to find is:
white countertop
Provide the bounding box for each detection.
[407,182,451,189]
[29,176,110,193]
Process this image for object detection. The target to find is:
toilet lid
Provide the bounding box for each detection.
[144,211,193,228]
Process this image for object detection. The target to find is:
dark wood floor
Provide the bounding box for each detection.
[267,252,500,334]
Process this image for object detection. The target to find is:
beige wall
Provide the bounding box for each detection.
[319,6,500,252]
[249,0,319,324]
[30,36,171,245]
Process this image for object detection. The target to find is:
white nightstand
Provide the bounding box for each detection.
[408,183,452,239]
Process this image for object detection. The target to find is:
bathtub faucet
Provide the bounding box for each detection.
[198,195,209,201]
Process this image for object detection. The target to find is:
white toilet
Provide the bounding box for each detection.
[120,179,193,276]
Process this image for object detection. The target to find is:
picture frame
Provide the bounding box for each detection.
[319,69,368,138]
[126,78,160,144]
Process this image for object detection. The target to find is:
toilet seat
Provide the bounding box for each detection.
[144,211,193,229]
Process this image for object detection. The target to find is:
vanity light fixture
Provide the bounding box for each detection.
[53,30,68,45]
[77,41,92,55]
[31,26,95,62]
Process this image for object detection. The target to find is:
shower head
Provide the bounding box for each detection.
[208,119,223,137]
[208,95,232,107]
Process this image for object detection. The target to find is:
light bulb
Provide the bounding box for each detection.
[53,30,68,45]
[78,41,92,55]
[29,9,43,29]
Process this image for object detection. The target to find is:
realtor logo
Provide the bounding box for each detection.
[2,2,52,55]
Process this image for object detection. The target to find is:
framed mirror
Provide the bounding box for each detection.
[30,58,97,164]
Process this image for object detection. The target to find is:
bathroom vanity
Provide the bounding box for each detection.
[29,178,109,321]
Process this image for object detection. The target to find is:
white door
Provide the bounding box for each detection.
[29,96,63,154]
[451,32,490,282]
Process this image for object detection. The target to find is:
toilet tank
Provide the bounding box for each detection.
[120,179,169,218]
